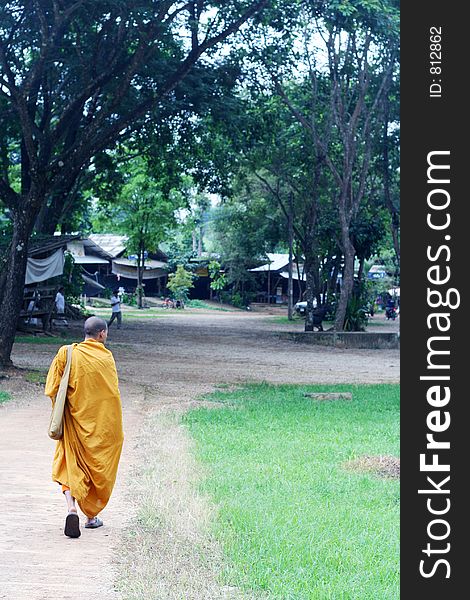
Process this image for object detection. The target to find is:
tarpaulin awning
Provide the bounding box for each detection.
[112,258,167,280]
[25,249,64,284]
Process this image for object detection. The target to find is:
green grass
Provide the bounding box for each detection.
[272,315,310,325]
[24,370,48,385]
[0,391,11,404]
[184,383,399,599]
[186,299,232,311]
[90,300,234,317]
[90,307,169,320]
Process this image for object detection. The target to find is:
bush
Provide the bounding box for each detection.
[121,292,137,306]
[166,265,195,302]
[230,292,244,309]
[219,290,255,309]
[343,281,370,331]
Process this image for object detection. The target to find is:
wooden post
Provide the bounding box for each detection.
[267,262,271,305]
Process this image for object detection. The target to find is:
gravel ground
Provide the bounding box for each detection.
[10,310,400,389]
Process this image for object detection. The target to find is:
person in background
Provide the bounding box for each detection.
[55,287,65,315]
[108,289,122,329]
[45,317,124,538]
[54,286,68,325]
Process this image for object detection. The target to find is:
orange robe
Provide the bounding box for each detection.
[45,339,124,518]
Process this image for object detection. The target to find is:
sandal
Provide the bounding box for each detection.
[64,512,81,538]
[85,517,103,529]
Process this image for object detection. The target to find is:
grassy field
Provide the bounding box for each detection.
[184,383,400,599]
[88,300,233,319]
[87,307,168,319]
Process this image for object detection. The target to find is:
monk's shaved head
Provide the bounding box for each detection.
[84,316,108,338]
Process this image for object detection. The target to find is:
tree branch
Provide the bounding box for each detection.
[0,178,20,210]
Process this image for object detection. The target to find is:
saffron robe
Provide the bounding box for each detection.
[45,339,124,518]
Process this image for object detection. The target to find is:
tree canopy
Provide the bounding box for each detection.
[0,0,271,365]
[0,0,400,365]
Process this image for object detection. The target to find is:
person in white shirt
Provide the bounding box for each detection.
[54,286,68,326]
[55,287,65,314]
[108,289,122,329]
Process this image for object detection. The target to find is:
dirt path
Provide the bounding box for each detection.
[1,311,399,599]
[0,380,143,600]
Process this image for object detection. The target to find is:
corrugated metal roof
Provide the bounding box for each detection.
[89,234,128,258]
[72,255,109,264]
[250,254,292,272]
[279,270,306,281]
[27,234,81,257]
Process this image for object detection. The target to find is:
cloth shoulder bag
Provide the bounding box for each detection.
[48,344,73,440]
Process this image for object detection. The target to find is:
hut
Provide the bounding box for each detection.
[249,253,305,304]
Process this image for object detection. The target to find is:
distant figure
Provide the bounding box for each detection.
[26,290,40,325]
[45,317,124,537]
[54,286,68,326]
[55,287,65,315]
[108,289,122,329]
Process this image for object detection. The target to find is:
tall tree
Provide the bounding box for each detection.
[209,175,284,299]
[0,0,270,366]
[112,157,181,308]
[243,0,399,329]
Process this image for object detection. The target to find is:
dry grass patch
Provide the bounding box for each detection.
[115,405,264,600]
[343,454,400,479]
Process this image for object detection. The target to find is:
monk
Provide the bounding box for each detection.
[45,316,124,538]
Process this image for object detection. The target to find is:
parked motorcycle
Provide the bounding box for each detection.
[385,304,397,320]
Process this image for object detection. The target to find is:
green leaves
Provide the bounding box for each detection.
[166,264,195,300]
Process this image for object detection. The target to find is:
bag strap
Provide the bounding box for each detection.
[60,344,73,388]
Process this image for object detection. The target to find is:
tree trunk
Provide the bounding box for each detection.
[287,195,294,320]
[334,230,356,331]
[357,256,365,283]
[267,265,271,305]
[304,268,316,332]
[137,245,144,309]
[327,255,341,302]
[382,96,400,274]
[304,251,320,332]
[0,241,11,307]
[34,194,65,234]
[0,211,33,367]
[295,255,303,303]
[198,225,203,256]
